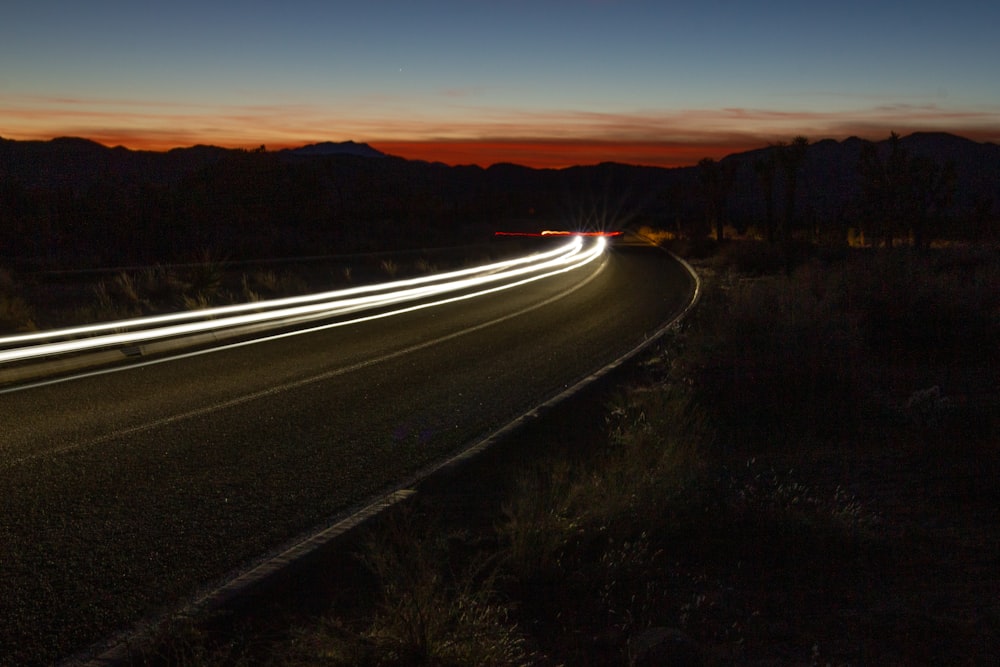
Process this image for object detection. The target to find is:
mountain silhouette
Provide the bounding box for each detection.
[285,141,387,158]
[1,132,997,269]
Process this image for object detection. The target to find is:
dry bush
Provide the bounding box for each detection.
[414,258,438,274]
[850,248,1000,363]
[78,266,182,324]
[677,266,869,445]
[289,511,530,667]
[499,386,710,586]
[0,268,36,332]
[245,270,308,299]
[0,293,36,332]
[635,225,677,245]
[179,250,226,302]
[676,244,1000,447]
[378,259,399,278]
[134,265,182,306]
[88,280,142,322]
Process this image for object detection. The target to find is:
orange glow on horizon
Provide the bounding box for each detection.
[5,94,999,168]
[371,139,753,169]
[5,129,1000,170]
[0,131,756,168]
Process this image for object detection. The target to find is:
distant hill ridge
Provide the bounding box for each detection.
[2,131,998,270]
[284,141,387,158]
[1,131,997,227]
[2,131,995,176]
[0,137,389,188]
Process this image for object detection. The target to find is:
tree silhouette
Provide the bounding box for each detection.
[858,132,956,248]
[910,153,956,249]
[753,153,778,242]
[698,157,735,241]
[774,135,809,242]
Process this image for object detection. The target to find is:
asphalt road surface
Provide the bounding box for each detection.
[0,239,696,666]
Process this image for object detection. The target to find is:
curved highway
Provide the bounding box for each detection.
[0,237,696,665]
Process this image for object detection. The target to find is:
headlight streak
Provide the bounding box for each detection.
[1,237,606,365]
[0,238,582,347]
[0,248,610,452]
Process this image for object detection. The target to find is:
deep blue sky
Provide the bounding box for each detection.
[3,0,998,166]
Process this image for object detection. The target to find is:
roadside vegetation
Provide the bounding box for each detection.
[123,238,998,666]
[0,245,517,334]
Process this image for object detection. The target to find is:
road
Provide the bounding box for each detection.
[0,238,696,666]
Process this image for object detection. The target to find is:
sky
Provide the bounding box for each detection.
[3,0,999,168]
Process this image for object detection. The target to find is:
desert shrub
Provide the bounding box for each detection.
[851,248,1000,363]
[250,269,281,294]
[239,275,261,303]
[661,237,720,260]
[88,280,143,322]
[181,292,212,311]
[0,293,36,333]
[495,384,762,664]
[0,268,36,332]
[378,259,399,278]
[499,385,710,586]
[111,272,145,310]
[290,511,530,667]
[134,265,182,306]
[122,614,252,667]
[635,225,677,245]
[712,239,822,276]
[724,458,880,533]
[244,269,308,298]
[598,386,711,524]
[81,252,225,321]
[676,264,870,445]
[414,258,438,274]
[497,459,581,585]
[712,240,788,275]
[680,245,1000,446]
[178,250,226,302]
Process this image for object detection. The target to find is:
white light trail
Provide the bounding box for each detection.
[0,238,581,346]
[0,237,607,365]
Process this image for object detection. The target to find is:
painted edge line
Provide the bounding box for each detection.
[195,241,701,622]
[80,490,417,667]
[411,244,701,480]
[191,489,418,610]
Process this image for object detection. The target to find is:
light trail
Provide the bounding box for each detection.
[0,237,607,365]
[0,237,581,346]
[494,230,624,237]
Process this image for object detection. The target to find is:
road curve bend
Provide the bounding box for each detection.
[0,237,697,666]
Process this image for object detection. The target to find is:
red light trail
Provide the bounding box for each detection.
[495,230,624,237]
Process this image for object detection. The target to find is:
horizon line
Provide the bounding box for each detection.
[3,130,994,170]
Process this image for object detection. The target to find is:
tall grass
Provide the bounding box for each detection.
[287,511,531,667]
[178,250,226,303]
[499,385,710,583]
[378,259,399,278]
[74,255,317,324]
[675,242,1000,447]
[0,267,36,332]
